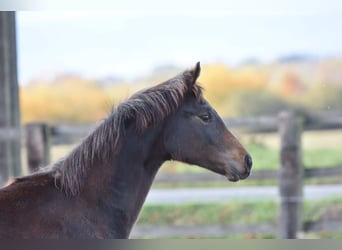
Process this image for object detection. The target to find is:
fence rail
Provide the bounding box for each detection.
[0,127,21,141]
[154,166,342,183]
[224,113,342,132]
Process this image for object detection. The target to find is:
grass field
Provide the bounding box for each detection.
[136,197,342,239]
[138,198,342,225]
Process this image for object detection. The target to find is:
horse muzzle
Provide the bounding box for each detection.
[224,154,253,182]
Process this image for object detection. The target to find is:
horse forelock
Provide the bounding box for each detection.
[53,68,203,196]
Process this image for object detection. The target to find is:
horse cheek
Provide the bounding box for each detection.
[163,122,189,161]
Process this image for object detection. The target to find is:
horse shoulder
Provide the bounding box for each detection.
[0,173,66,236]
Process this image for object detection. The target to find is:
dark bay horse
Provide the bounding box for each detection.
[0,62,252,238]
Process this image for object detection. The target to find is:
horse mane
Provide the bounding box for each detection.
[51,64,203,196]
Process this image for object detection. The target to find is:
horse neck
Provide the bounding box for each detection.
[81,123,169,237]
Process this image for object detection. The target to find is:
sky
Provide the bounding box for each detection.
[14,0,342,84]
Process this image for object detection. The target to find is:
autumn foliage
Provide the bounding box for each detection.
[20,78,108,124]
[20,60,342,124]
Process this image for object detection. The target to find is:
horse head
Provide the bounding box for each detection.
[163,62,252,181]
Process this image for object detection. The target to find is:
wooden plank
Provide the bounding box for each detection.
[38,114,342,144]
[0,127,22,141]
[7,12,21,178]
[25,123,51,173]
[154,166,342,184]
[278,111,304,239]
[42,115,342,144]
[224,116,277,132]
[224,114,342,132]
[50,124,95,145]
[304,220,342,233]
[155,172,226,183]
[0,12,21,184]
[304,166,342,178]
[154,170,278,183]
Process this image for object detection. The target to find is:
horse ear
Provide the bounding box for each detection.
[190,61,201,82]
[185,62,201,88]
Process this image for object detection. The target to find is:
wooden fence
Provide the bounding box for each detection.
[1,111,342,238]
[0,12,21,184]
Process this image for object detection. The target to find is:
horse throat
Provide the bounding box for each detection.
[85,124,169,237]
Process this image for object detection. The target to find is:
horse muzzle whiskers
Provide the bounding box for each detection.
[223,154,253,182]
[224,163,242,182]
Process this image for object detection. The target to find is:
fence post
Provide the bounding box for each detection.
[25,123,51,173]
[278,111,304,239]
[0,12,21,185]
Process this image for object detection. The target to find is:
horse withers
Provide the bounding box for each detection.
[0,62,252,238]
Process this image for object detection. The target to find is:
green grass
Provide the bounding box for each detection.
[136,198,342,239]
[137,201,278,225]
[245,144,342,170]
[303,148,342,168]
[245,144,279,170]
[138,198,342,226]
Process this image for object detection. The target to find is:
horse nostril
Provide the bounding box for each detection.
[244,154,253,172]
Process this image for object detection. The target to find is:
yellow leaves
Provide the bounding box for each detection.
[198,64,267,116]
[105,83,144,106]
[276,71,306,100]
[303,83,342,111]
[20,77,150,124]
[234,67,267,90]
[199,64,266,92]
[19,64,270,124]
[199,64,232,91]
[21,62,320,124]
[20,80,108,124]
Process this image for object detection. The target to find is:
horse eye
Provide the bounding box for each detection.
[199,113,211,123]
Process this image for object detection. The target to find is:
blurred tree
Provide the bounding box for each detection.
[198,64,234,108]
[21,80,108,124]
[21,61,342,123]
[277,71,306,100]
[303,83,342,112]
[226,89,290,117]
[199,64,267,116]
